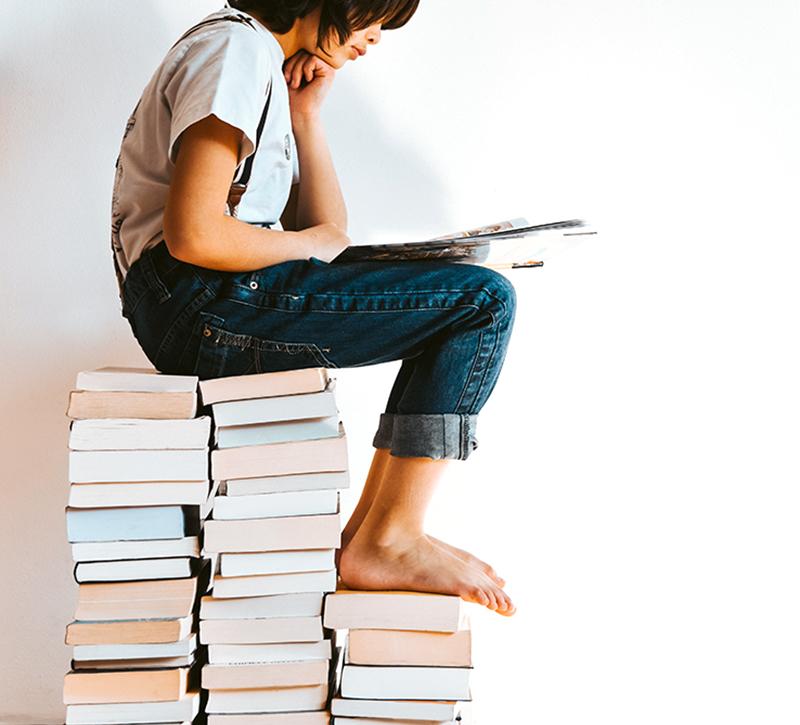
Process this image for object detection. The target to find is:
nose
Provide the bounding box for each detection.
[366,25,381,45]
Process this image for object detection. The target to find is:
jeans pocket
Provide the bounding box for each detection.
[193,312,335,379]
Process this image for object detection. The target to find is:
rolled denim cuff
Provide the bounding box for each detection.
[372,413,479,461]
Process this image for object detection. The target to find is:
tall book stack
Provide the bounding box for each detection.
[63,367,214,725]
[324,590,475,725]
[198,369,350,725]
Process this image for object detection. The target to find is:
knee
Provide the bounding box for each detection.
[472,267,517,324]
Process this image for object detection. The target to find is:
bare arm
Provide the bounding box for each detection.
[284,51,348,233]
[163,115,349,272]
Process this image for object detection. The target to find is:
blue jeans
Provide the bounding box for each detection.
[122,242,516,460]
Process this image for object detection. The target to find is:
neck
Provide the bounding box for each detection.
[250,11,319,60]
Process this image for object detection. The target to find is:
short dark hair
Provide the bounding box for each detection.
[229,0,420,46]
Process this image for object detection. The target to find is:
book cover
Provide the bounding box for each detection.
[207,713,329,725]
[223,471,350,496]
[211,431,348,481]
[65,615,193,646]
[207,640,331,666]
[73,557,202,584]
[69,449,209,483]
[199,368,329,406]
[205,684,328,715]
[211,569,338,600]
[347,625,472,667]
[65,691,200,725]
[67,390,198,420]
[340,662,472,701]
[75,367,198,393]
[215,415,339,448]
[211,390,338,428]
[201,660,329,690]
[71,536,200,563]
[200,616,323,645]
[199,592,323,620]
[69,416,211,451]
[65,506,197,543]
[63,666,195,705]
[203,514,341,554]
[219,548,335,578]
[211,489,339,520]
[323,588,466,633]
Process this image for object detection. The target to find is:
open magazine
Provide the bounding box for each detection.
[333,218,595,269]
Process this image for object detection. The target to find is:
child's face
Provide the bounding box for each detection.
[316,22,382,69]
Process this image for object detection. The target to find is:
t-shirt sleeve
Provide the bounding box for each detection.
[164,25,272,165]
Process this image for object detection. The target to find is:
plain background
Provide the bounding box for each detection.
[1,1,799,723]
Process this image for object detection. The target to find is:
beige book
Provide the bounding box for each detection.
[200,616,323,645]
[199,368,329,406]
[66,615,193,646]
[323,588,466,633]
[211,430,348,481]
[206,684,328,715]
[63,666,193,705]
[202,660,329,690]
[73,577,199,622]
[67,390,197,420]
[347,625,472,667]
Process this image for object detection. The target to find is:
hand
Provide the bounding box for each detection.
[298,222,351,263]
[284,50,335,121]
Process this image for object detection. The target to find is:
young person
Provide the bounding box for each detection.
[113,0,517,615]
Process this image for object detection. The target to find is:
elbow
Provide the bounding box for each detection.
[163,206,212,267]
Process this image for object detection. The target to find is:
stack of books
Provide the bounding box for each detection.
[63,367,214,725]
[324,589,474,725]
[198,369,350,725]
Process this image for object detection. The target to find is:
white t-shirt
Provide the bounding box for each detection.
[111,8,298,278]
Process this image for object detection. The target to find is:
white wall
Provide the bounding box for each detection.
[1,1,798,722]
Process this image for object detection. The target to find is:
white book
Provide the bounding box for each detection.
[340,663,472,701]
[330,697,468,721]
[208,714,329,725]
[224,471,350,496]
[74,557,200,583]
[206,685,327,714]
[208,640,331,665]
[200,592,323,620]
[69,449,209,483]
[212,390,337,428]
[71,537,200,562]
[76,367,199,393]
[69,416,211,451]
[201,616,323,645]
[202,660,329,690]
[69,481,211,508]
[212,569,337,599]
[333,717,467,725]
[220,549,334,578]
[73,635,197,662]
[204,514,340,554]
[212,490,339,520]
[72,656,195,671]
[66,692,200,725]
[216,415,340,448]
[66,506,195,543]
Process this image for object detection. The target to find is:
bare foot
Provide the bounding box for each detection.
[339,529,505,587]
[339,532,515,616]
[428,536,506,587]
